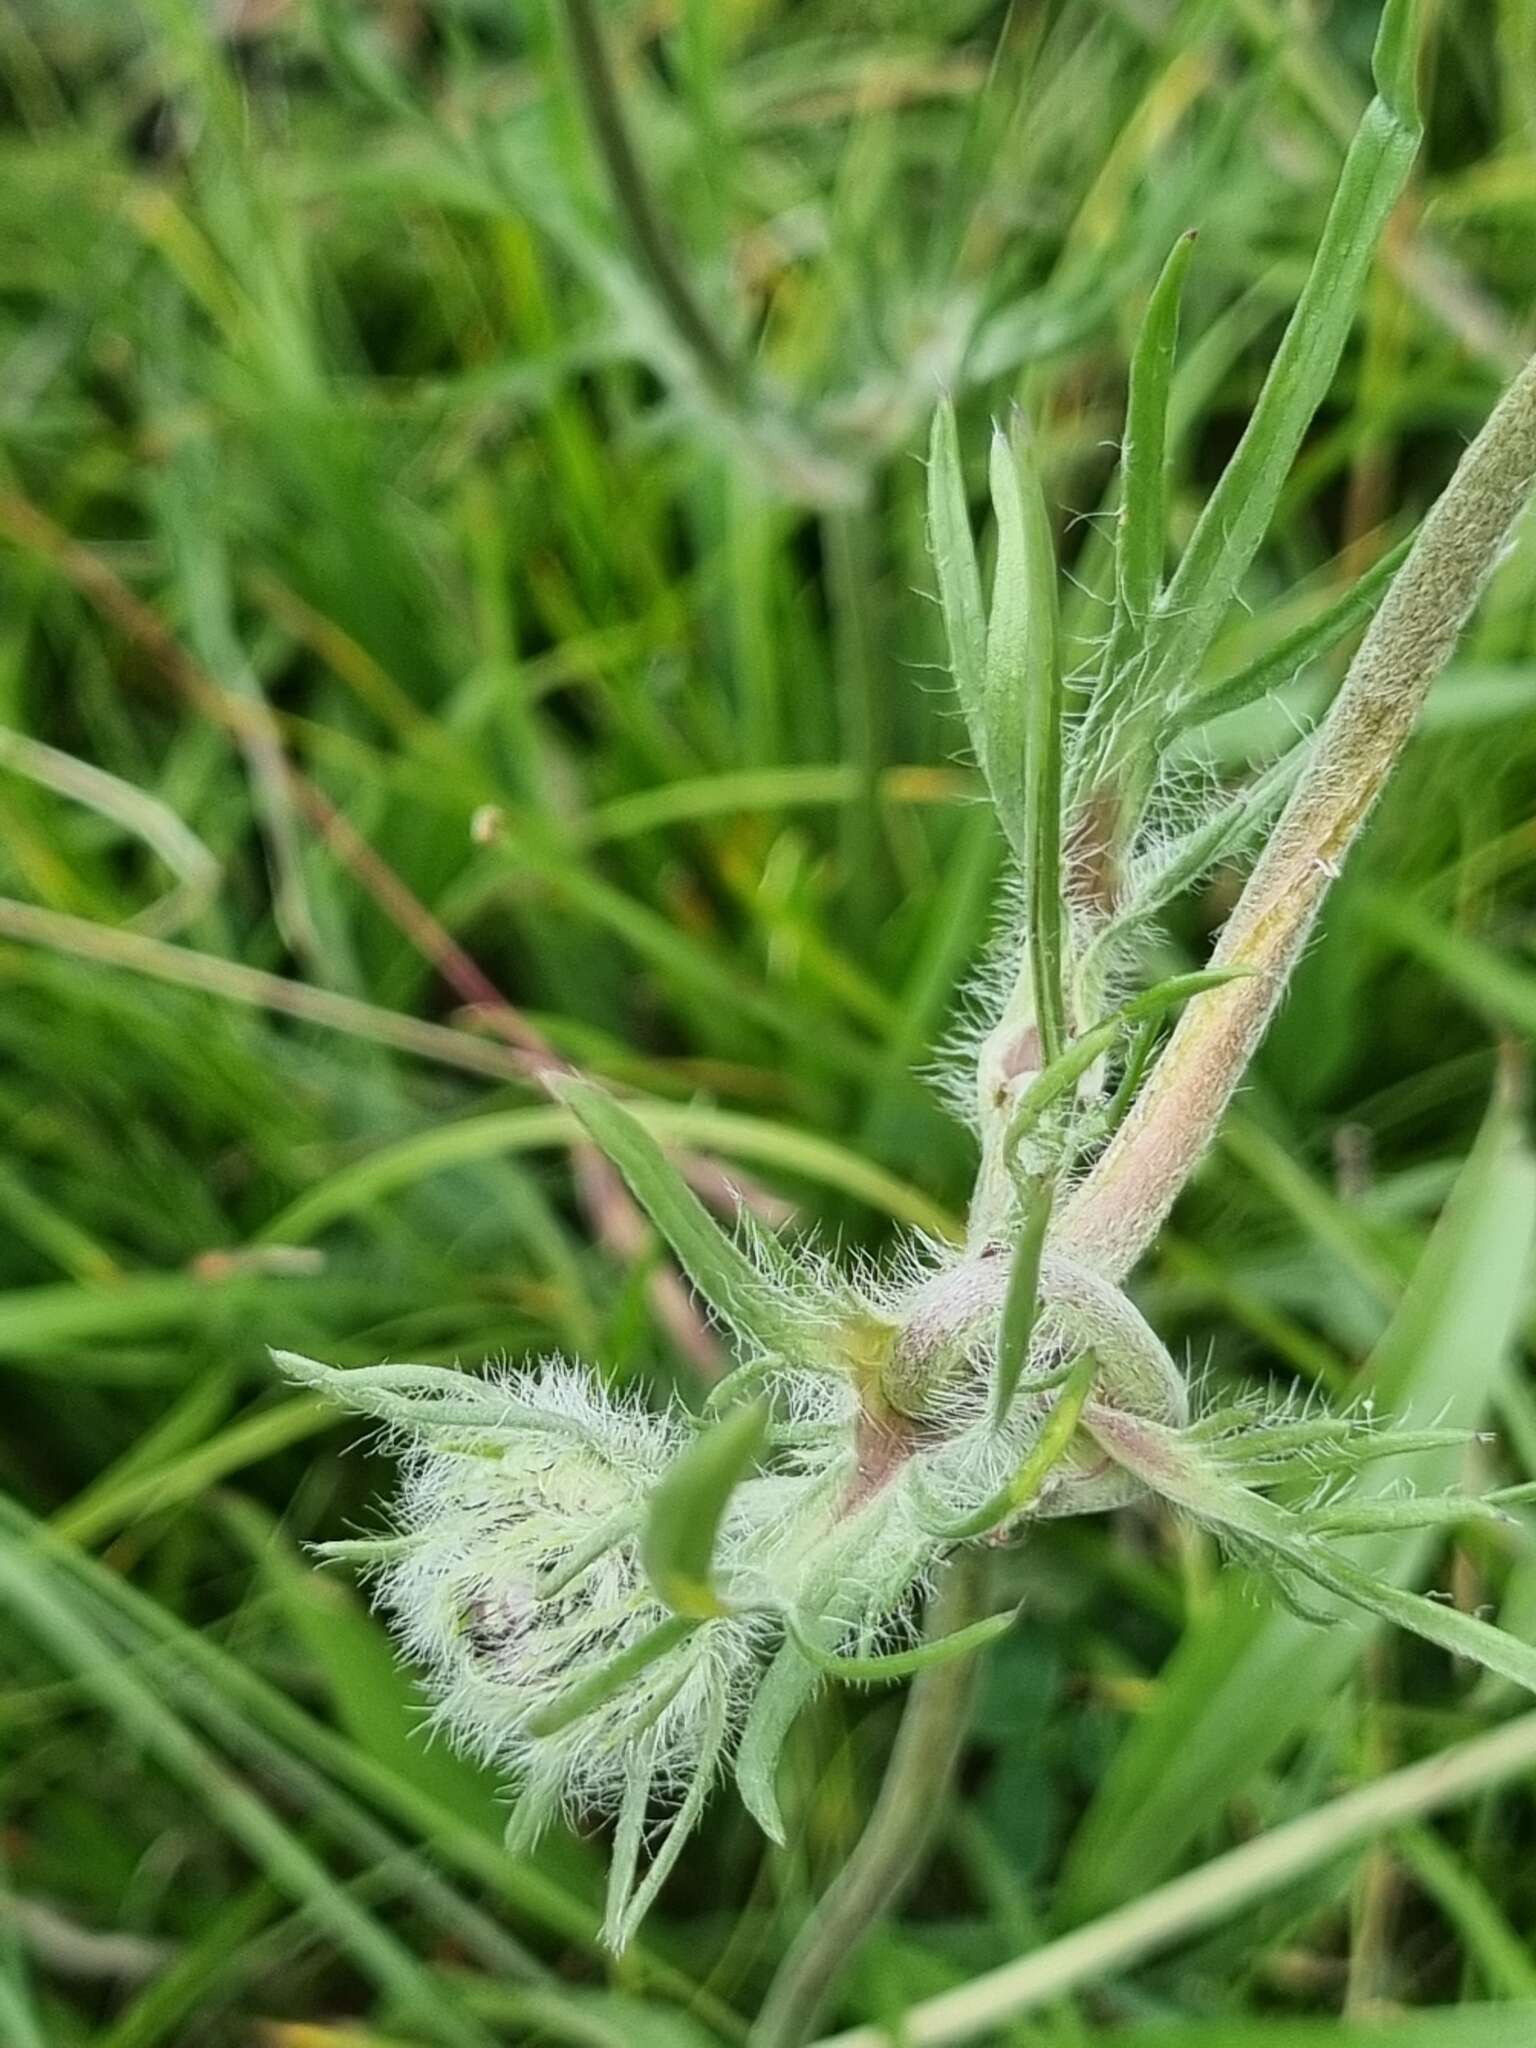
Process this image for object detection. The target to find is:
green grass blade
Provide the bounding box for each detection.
[1362,891,1536,1037]
[0,1498,710,1998]
[0,1536,497,2048]
[259,1099,961,1248]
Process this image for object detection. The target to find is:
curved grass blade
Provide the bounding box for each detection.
[0,1498,734,2023]
[0,1536,496,2048]
[261,1097,961,1248]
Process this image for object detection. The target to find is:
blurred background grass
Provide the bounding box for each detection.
[4,1,1536,2043]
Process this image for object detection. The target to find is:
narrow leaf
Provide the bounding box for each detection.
[525,1615,697,1737]
[986,414,1066,1058]
[1082,748,1305,983]
[535,1505,637,1600]
[785,1606,1015,1684]
[935,1352,1099,1539]
[1308,1495,1511,1536]
[1103,230,1198,692]
[641,1398,769,1619]
[271,1352,541,1435]
[604,1752,653,1952]
[1168,536,1411,735]
[1005,969,1243,1158]
[1296,1550,1536,1698]
[927,398,986,734]
[610,1695,729,1949]
[1373,0,1425,122]
[735,1640,821,1844]
[992,1179,1055,1427]
[555,1076,804,1352]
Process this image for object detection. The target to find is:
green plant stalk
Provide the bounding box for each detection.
[557,0,743,405]
[1062,345,1536,1280]
[751,1552,989,2048]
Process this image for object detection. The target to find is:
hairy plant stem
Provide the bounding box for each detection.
[1061,345,1536,1280]
[751,1551,990,2048]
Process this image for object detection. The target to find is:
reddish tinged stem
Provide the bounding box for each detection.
[1061,347,1536,1282]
